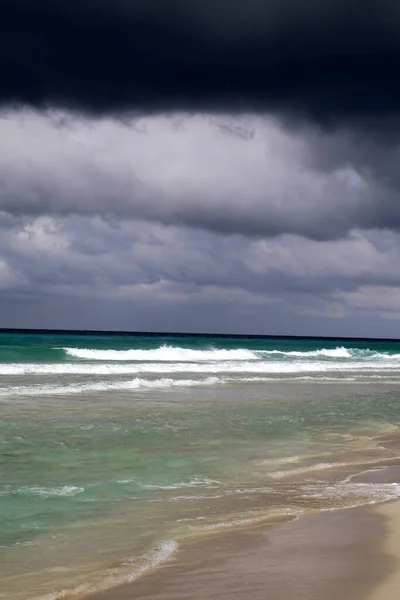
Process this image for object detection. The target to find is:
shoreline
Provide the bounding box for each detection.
[83,460,400,600]
[86,501,393,600]
[3,424,400,600]
[3,334,400,600]
[11,435,400,600]
[34,460,400,600]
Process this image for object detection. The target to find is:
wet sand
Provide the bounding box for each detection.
[87,505,391,600]
[370,500,400,600]
[60,451,400,600]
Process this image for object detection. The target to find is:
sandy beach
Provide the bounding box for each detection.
[87,504,389,600]
[370,500,400,600]
[89,465,400,600]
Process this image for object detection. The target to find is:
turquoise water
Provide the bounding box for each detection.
[2,331,400,361]
[2,332,400,599]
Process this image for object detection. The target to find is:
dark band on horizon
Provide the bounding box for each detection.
[0,328,399,342]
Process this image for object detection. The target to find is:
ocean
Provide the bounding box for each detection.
[2,331,400,599]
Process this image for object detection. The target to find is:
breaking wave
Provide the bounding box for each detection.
[63,346,257,361]
[62,345,400,363]
[2,345,400,397]
[3,360,400,377]
[33,539,178,600]
[3,374,400,398]
[0,376,223,397]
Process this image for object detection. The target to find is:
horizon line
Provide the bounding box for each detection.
[0,327,399,343]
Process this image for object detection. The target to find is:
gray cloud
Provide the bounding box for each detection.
[2,110,399,241]
[1,210,400,333]
[2,108,400,334]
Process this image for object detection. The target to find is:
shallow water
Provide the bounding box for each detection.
[2,332,400,599]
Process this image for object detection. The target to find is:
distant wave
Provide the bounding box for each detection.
[3,360,400,377]
[63,345,400,362]
[2,345,400,396]
[3,374,400,397]
[2,344,400,380]
[268,346,351,358]
[63,346,257,361]
[0,376,223,397]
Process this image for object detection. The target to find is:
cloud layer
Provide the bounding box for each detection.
[2,0,400,125]
[1,110,400,334]
[1,210,400,334]
[3,0,400,334]
[1,110,399,241]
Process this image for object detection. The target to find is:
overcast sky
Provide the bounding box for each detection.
[1,1,400,336]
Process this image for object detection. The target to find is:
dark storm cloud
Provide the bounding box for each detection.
[2,0,400,124]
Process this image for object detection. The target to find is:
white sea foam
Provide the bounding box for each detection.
[63,345,258,361]
[62,344,400,363]
[33,539,178,600]
[302,482,400,504]
[285,347,351,358]
[2,370,400,397]
[16,486,84,498]
[142,477,220,491]
[0,376,223,397]
[3,358,400,377]
[0,362,348,376]
[259,346,351,358]
[198,510,297,532]
[267,460,367,480]
[165,485,276,503]
[2,346,400,394]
